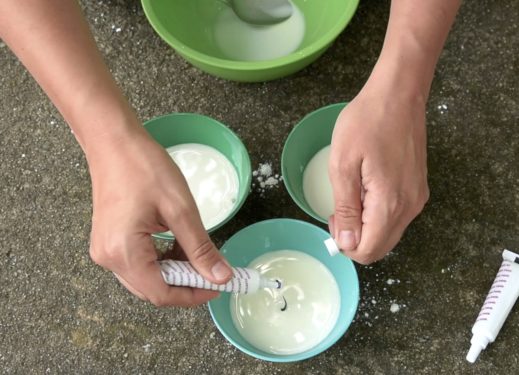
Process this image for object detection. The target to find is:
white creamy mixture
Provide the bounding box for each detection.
[303,145,334,219]
[230,250,340,355]
[213,0,305,61]
[166,143,239,230]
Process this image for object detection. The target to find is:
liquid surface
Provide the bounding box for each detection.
[230,250,340,355]
[213,0,305,61]
[303,145,334,219]
[166,143,239,230]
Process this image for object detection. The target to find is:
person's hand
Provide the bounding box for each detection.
[328,70,430,264]
[86,127,233,307]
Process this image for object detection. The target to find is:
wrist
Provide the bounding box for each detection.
[67,93,149,163]
[363,56,429,110]
[78,120,153,182]
[83,116,158,189]
[369,0,460,103]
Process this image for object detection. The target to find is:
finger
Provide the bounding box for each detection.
[343,192,405,264]
[329,154,363,252]
[346,222,400,264]
[113,242,221,307]
[162,207,232,285]
[342,216,390,264]
[114,272,147,300]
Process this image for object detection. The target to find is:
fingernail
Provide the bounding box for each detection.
[339,230,357,251]
[211,261,232,281]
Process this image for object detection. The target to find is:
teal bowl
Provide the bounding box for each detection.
[143,113,251,240]
[208,219,359,362]
[141,0,359,82]
[281,103,346,223]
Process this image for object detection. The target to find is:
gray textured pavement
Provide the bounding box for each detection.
[1,0,518,373]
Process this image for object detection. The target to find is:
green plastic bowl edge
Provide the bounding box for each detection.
[281,102,347,224]
[207,218,360,363]
[140,0,360,72]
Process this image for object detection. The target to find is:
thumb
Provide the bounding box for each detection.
[163,209,232,285]
[329,159,363,252]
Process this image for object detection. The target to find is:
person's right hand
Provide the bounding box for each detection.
[328,65,430,264]
[86,126,233,307]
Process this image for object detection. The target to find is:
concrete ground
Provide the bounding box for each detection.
[1,0,518,374]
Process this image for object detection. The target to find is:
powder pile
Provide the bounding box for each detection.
[252,162,282,194]
[390,303,401,313]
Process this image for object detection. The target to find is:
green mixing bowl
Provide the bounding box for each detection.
[141,0,359,82]
[281,103,346,223]
[208,219,359,362]
[143,113,251,240]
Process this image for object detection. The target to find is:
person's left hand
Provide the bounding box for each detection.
[87,128,232,307]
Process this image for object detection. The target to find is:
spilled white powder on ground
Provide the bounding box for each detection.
[251,162,282,194]
[111,25,122,33]
[264,176,279,186]
[352,267,409,333]
[259,163,272,177]
[438,103,448,114]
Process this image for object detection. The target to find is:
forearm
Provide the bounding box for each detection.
[0,0,142,159]
[369,0,461,101]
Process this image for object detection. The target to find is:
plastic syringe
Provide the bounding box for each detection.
[466,249,519,363]
[159,259,281,294]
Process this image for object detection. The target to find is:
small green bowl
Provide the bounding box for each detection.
[208,219,359,362]
[143,113,251,240]
[281,103,346,223]
[141,0,359,82]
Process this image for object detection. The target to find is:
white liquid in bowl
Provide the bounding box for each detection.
[230,250,340,355]
[166,143,239,230]
[213,0,305,61]
[303,145,334,219]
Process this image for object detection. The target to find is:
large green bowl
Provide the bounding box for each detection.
[281,103,346,223]
[208,219,359,362]
[141,0,359,82]
[143,113,251,240]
